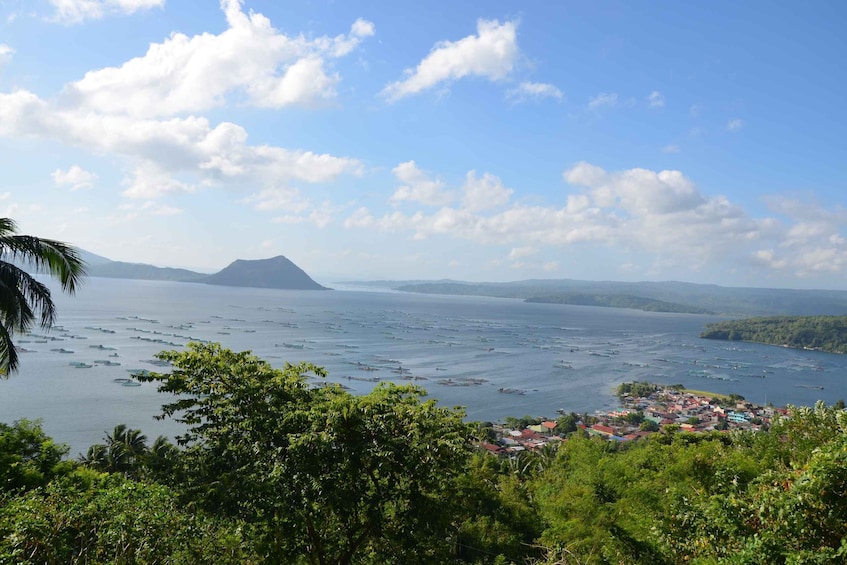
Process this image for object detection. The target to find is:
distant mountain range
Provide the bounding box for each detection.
[81,251,328,291]
[76,249,847,316]
[340,279,847,317]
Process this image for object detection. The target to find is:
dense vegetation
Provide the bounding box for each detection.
[701,315,847,354]
[2,343,846,563]
[525,293,712,314]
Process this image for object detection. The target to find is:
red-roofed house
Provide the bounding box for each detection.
[591,424,615,436]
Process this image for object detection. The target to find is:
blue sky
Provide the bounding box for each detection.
[0,0,845,288]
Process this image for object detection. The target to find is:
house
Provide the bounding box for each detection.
[591,424,615,436]
[541,421,558,433]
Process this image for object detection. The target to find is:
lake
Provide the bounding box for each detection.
[1,277,844,455]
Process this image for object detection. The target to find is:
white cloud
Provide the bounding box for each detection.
[272,206,335,228]
[62,1,374,117]
[0,90,363,200]
[507,81,563,103]
[390,161,454,206]
[348,162,811,278]
[588,92,617,109]
[648,90,664,108]
[542,261,559,272]
[49,0,164,24]
[563,161,607,187]
[52,165,98,190]
[122,164,194,199]
[343,207,375,229]
[0,44,13,67]
[461,170,512,212]
[241,188,309,213]
[508,246,537,260]
[381,19,519,102]
[752,249,787,270]
[662,144,680,154]
[727,118,744,131]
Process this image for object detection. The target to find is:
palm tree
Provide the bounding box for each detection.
[0,218,85,376]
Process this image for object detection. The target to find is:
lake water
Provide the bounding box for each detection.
[1,277,845,455]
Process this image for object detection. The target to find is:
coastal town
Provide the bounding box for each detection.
[479,382,787,456]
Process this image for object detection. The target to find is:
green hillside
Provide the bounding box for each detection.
[701,315,847,354]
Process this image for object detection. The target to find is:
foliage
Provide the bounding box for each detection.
[701,315,847,354]
[137,342,473,564]
[526,293,713,314]
[3,345,847,563]
[0,471,256,564]
[616,381,660,400]
[0,219,86,375]
[0,419,71,493]
[81,425,178,482]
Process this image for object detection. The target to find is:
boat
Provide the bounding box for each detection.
[113,377,142,387]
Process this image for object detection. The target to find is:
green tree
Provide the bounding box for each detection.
[81,424,149,478]
[139,342,473,564]
[0,218,85,375]
[0,419,71,492]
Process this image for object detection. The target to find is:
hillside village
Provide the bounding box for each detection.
[479,382,785,455]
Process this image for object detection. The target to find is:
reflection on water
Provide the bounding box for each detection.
[2,277,845,455]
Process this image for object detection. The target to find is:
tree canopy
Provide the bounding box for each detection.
[701,315,847,354]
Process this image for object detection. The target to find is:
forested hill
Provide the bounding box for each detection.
[525,293,713,314]
[701,315,847,354]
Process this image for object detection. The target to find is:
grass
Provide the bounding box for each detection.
[677,388,733,402]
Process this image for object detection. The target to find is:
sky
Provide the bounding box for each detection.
[0,0,845,288]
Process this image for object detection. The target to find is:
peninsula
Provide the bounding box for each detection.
[700,315,847,354]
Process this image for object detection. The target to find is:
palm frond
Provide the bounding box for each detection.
[0,218,87,376]
[0,235,87,293]
[0,316,20,375]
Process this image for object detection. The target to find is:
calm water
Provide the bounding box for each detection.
[1,277,845,455]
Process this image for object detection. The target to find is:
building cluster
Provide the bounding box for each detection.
[480,385,786,456]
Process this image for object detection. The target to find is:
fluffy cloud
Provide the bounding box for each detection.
[461,170,512,212]
[347,161,847,279]
[0,44,13,67]
[382,19,518,101]
[52,165,98,190]
[271,203,336,228]
[0,90,363,200]
[507,81,563,103]
[62,1,374,117]
[648,90,665,108]
[390,161,454,206]
[49,0,164,24]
